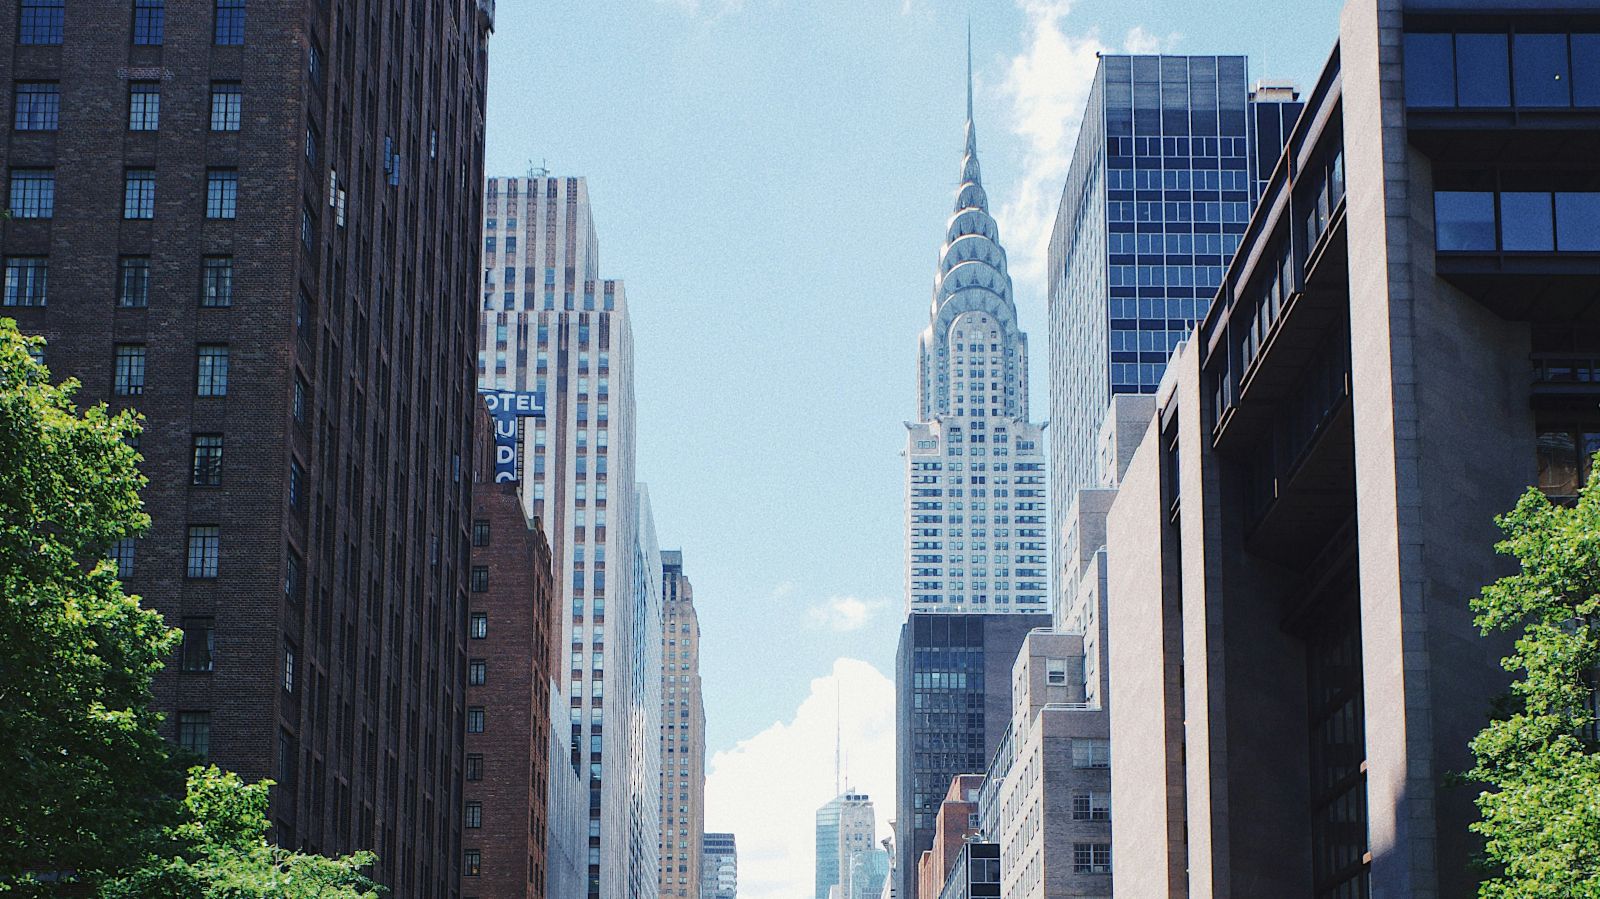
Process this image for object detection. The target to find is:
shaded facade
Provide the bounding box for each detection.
[660,551,706,899]
[894,613,1048,899]
[1102,3,1600,896]
[1,2,493,894]
[915,774,982,899]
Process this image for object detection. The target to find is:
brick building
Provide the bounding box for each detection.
[465,403,559,898]
[658,551,704,899]
[1,1,493,894]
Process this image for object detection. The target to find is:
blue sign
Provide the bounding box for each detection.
[480,390,546,483]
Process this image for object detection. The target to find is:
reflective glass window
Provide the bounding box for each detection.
[1514,34,1572,107]
[1435,191,1497,250]
[1500,192,1554,251]
[1456,33,1511,107]
[1573,35,1600,106]
[1556,193,1600,251]
[1404,33,1456,106]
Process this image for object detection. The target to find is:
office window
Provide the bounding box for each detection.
[464,801,482,829]
[210,82,241,131]
[1501,192,1555,252]
[186,526,220,578]
[470,566,489,593]
[108,537,135,578]
[113,345,146,396]
[118,257,150,308]
[1434,192,1496,251]
[196,344,229,396]
[8,168,53,218]
[1072,843,1112,875]
[463,850,481,877]
[180,617,215,672]
[201,255,233,306]
[124,169,155,219]
[128,82,160,130]
[465,755,483,781]
[1072,738,1111,769]
[468,659,486,686]
[466,707,484,734]
[132,0,164,45]
[206,170,238,219]
[470,613,488,639]
[214,0,245,44]
[1514,33,1571,107]
[472,519,490,546]
[18,0,64,45]
[1575,35,1600,107]
[177,711,210,758]
[190,435,223,486]
[1456,33,1511,107]
[1556,193,1600,252]
[3,257,47,307]
[12,82,58,130]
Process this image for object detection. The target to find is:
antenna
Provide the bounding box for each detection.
[835,680,842,798]
[527,158,549,179]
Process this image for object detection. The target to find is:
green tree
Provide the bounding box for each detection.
[0,318,180,893]
[100,767,379,899]
[1469,464,1600,898]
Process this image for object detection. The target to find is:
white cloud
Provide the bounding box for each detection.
[653,0,744,17]
[806,595,888,632]
[705,659,896,899]
[1123,24,1182,54]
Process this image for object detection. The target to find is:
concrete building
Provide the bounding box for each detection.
[629,489,665,899]
[700,832,737,899]
[934,842,1001,899]
[904,40,1049,617]
[894,613,1048,899]
[915,775,983,899]
[816,791,877,899]
[0,2,492,894]
[660,551,706,899]
[1101,3,1600,895]
[479,175,650,899]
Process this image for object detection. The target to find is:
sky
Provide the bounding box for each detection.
[485,1,1343,895]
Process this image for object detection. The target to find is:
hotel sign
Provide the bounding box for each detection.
[480,390,545,483]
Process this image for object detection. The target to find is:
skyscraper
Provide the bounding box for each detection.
[700,832,737,899]
[1,2,493,894]
[629,489,664,899]
[904,40,1049,617]
[816,791,877,899]
[659,551,707,899]
[479,176,649,899]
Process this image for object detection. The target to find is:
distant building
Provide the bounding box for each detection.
[660,552,707,899]
[849,848,891,899]
[935,842,1001,899]
[915,775,983,899]
[700,832,737,899]
[816,792,877,899]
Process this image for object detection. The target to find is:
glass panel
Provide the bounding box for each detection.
[1501,192,1555,251]
[1538,431,1580,496]
[1514,34,1572,107]
[1456,33,1512,107]
[1405,33,1457,106]
[1435,191,1497,250]
[1555,193,1600,251]
[1573,35,1600,107]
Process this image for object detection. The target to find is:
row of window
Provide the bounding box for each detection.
[2,255,236,308]
[6,167,239,220]
[1405,31,1600,110]
[13,80,244,133]
[1435,190,1600,253]
[17,0,244,46]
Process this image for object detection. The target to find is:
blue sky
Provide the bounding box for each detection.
[485,0,1342,893]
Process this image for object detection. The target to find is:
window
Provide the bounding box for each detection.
[12,82,59,130]
[118,257,150,308]
[1514,33,1572,107]
[132,0,164,45]
[209,82,241,131]
[1501,192,1555,252]
[1047,658,1068,685]
[1434,192,1496,251]
[181,617,215,672]
[284,551,301,603]
[470,613,488,639]
[472,519,490,546]
[1073,791,1112,822]
[463,850,481,877]
[201,256,234,306]
[1556,193,1600,252]
[466,707,485,734]
[186,526,220,578]
[206,169,238,219]
[124,169,155,219]
[1072,843,1112,875]
[293,376,307,423]
[196,344,229,396]
[1456,33,1510,107]
[1072,738,1111,769]
[177,711,210,758]
[283,643,295,692]
[468,659,486,686]
[465,755,483,781]
[18,0,64,45]
[8,168,53,218]
[1537,430,1600,497]
[108,537,135,578]
[128,82,160,130]
[214,0,245,44]
[288,458,304,510]
[113,345,146,396]
[192,435,223,486]
[470,566,489,592]
[3,257,47,307]
[464,801,482,829]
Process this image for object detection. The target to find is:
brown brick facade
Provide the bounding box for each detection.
[1,2,492,895]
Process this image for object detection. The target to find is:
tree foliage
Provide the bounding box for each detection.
[1470,465,1600,898]
[100,767,380,899]
[0,318,180,893]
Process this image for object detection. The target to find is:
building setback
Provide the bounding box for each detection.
[479,175,653,899]
[700,832,737,899]
[1103,3,1600,895]
[464,401,559,898]
[1,2,492,894]
[659,551,706,899]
